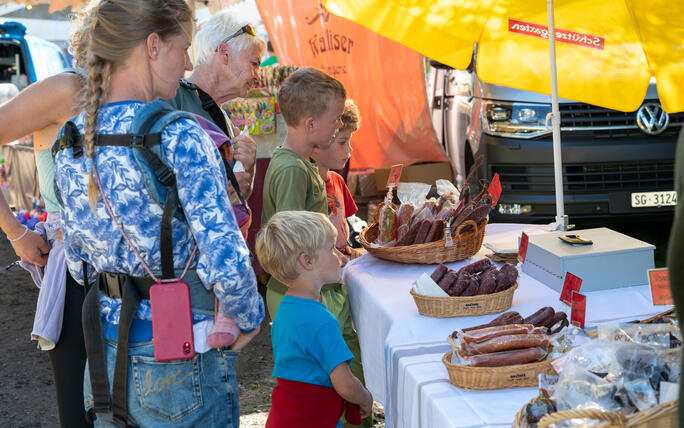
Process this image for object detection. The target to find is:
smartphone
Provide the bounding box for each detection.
[149,281,195,361]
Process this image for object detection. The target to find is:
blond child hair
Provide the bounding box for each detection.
[279,67,346,127]
[340,99,361,133]
[256,211,337,283]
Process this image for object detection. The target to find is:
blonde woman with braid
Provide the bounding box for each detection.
[53,1,263,426]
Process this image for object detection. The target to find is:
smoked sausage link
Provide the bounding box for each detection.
[466,334,549,355]
[430,264,449,283]
[461,346,548,367]
[462,324,537,344]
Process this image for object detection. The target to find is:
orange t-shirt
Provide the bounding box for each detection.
[324,171,358,253]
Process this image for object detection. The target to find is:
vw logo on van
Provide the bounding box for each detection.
[636,103,669,135]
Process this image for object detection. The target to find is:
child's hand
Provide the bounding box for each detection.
[359,388,373,419]
[229,326,261,351]
[349,248,365,260]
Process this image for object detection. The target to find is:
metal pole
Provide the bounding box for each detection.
[547,0,569,230]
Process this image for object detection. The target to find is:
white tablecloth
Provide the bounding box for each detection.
[343,223,671,428]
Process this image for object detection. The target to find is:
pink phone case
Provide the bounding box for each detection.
[149,281,195,361]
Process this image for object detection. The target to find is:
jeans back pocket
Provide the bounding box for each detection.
[131,354,202,422]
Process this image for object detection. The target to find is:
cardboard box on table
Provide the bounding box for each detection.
[374,161,452,192]
[522,228,655,292]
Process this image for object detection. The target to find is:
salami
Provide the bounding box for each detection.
[448,271,471,296]
[396,219,424,246]
[495,263,518,292]
[437,270,458,293]
[411,218,433,245]
[458,259,493,276]
[461,311,524,332]
[460,276,480,296]
[430,264,449,283]
[523,307,555,327]
[477,269,498,295]
[461,324,537,344]
[466,334,549,355]
[461,346,548,367]
[426,219,445,242]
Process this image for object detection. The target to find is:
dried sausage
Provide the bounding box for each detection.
[466,334,549,355]
[426,219,445,242]
[460,276,480,296]
[462,324,537,344]
[495,263,518,292]
[430,264,449,283]
[477,269,498,295]
[523,307,555,327]
[411,219,433,245]
[437,270,458,293]
[396,219,424,246]
[448,271,471,296]
[461,346,549,367]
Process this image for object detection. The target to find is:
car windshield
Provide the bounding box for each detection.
[26,37,69,81]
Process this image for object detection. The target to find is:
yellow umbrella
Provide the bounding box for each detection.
[323,0,684,229]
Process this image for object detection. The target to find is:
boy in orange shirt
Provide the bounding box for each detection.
[312,99,363,258]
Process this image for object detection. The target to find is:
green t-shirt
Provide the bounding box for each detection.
[262,147,328,293]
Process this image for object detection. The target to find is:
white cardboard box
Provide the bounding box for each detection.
[522,227,655,293]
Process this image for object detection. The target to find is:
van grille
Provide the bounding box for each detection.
[492,161,674,193]
[559,103,684,138]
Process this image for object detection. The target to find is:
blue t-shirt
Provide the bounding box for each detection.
[271,295,353,388]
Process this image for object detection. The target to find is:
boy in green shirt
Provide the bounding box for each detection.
[262,67,372,427]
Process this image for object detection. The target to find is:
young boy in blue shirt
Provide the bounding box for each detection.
[256,211,373,428]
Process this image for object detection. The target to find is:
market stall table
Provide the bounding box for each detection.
[343,223,672,428]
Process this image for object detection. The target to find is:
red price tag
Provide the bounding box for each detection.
[570,291,586,329]
[518,232,529,264]
[648,268,673,306]
[560,272,582,305]
[386,164,403,188]
[488,173,502,206]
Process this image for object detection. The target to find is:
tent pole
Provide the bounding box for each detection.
[547,0,569,231]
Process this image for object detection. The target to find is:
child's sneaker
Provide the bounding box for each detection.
[207,299,239,348]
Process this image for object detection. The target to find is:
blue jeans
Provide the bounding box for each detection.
[84,340,240,427]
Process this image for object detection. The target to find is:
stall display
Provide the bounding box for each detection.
[410,259,520,317]
[514,313,680,428]
[360,179,492,263]
[440,307,571,390]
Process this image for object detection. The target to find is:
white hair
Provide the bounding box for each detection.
[190,9,266,66]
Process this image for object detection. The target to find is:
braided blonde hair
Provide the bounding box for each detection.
[71,0,193,210]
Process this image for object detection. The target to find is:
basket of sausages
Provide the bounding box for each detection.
[410,259,519,317]
[359,180,491,264]
[442,307,569,390]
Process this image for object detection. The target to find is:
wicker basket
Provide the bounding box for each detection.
[441,350,556,390]
[359,218,487,264]
[513,399,677,428]
[410,282,517,317]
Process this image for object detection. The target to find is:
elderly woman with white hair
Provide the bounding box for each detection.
[166,10,265,200]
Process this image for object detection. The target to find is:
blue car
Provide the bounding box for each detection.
[0,21,70,90]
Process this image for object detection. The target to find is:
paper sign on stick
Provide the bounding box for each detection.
[648,268,673,306]
[570,291,586,329]
[518,232,529,264]
[560,272,582,305]
[386,164,403,188]
[488,173,502,206]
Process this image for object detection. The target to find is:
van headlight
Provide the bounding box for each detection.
[482,102,552,139]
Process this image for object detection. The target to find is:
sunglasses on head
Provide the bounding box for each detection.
[219,23,256,47]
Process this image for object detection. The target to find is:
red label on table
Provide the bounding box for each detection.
[518,232,529,264]
[570,291,586,329]
[560,272,582,305]
[488,173,502,206]
[648,268,673,306]
[386,164,403,188]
